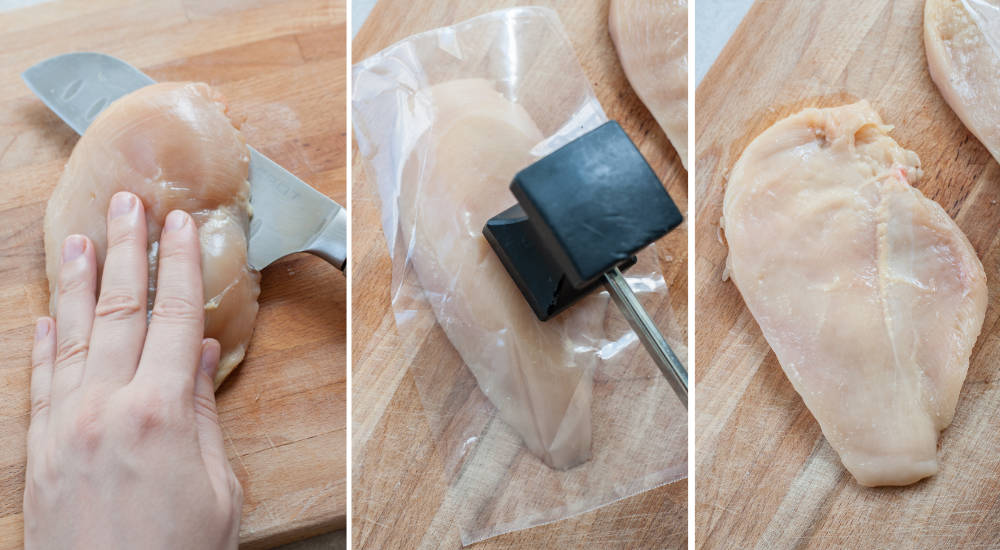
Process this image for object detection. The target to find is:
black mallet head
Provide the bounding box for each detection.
[483,120,683,321]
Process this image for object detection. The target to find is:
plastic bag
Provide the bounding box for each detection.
[353,7,687,544]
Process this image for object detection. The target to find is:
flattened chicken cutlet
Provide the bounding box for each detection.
[724,101,986,486]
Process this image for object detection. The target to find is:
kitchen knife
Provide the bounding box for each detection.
[22,52,347,272]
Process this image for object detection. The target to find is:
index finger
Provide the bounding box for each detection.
[134,210,203,400]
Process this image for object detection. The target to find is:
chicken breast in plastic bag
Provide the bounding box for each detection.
[609,0,688,168]
[925,0,1000,164]
[45,82,261,388]
[399,79,609,469]
[723,101,987,486]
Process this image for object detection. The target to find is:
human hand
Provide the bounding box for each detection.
[24,191,241,549]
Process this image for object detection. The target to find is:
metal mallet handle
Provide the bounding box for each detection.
[603,267,688,408]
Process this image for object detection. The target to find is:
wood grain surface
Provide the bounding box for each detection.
[696,1,1000,548]
[0,1,346,548]
[351,1,687,548]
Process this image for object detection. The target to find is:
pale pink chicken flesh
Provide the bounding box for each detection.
[925,0,1000,164]
[399,79,609,469]
[723,102,987,486]
[45,82,261,388]
[609,0,688,168]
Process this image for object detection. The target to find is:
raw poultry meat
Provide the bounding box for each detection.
[609,0,688,169]
[45,82,260,388]
[925,0,1000,164]
[723,101,987,486]
[398,79,609,469]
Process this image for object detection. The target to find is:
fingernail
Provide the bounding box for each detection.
[34,319,50,341]
[164,210,187,232]
[200,341,220,378]
[109,192,136,219]
[62,235,86,263]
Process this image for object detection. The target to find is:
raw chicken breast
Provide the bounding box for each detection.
[609,0,688,169]
[398,79,609,469]
[45,82,261,388]
[925,0,1000,164]
[723,102,987,486]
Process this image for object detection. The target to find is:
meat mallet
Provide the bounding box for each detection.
[483,121,688,407]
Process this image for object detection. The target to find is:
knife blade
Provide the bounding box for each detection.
[22,52,347,272]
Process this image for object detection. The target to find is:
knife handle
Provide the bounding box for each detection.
[304,207,348,271]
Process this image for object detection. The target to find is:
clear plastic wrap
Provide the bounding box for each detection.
[353,7,687,544]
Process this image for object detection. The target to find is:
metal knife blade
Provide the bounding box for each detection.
[22,52,347,272]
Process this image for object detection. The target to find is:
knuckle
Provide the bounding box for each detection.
[151,295,203,323]
[123,388,176,437]
[229,474,244,505]
[158,241,198,264]
[55,337,89,367]
[73,416,103,452]
[25,453,56,504]
[30,397,50,419]
[31,353,50,371]
[23,469,39,503]
[57,274,91,296]
[70,396,105,453]
[106,224,143,250]
[95,291,145,321]
[192,392,218,422]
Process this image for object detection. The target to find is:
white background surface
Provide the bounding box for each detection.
[696,0,755,85]
[0,0,50,12]
[353,0,378,38]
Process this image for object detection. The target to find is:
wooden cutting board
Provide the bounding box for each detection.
[0,1,346,548]
[696,1,1000,548]
[352,1,687,548]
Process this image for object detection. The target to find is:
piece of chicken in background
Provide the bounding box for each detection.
[609,0,689,169]
[925,0,1000,166]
